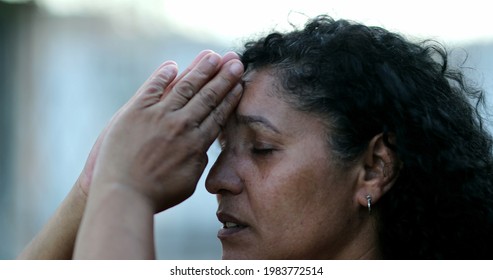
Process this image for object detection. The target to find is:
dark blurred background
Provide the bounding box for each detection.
[0,0,491,259]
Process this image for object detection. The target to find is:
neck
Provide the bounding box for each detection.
[336,212,382,260]
[357,244,382,259]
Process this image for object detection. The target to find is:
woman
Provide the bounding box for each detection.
[210,15,493,259]
[19,15,493,259]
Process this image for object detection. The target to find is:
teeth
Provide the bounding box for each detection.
[224,222,240,229]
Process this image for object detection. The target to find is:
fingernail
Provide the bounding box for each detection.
[208,53,220,66]
[199,49,214,56]
[161,63,177,77]
[229,62,244,76]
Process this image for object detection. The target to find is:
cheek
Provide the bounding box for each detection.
[244,160,353,258]
[248,156,339,225]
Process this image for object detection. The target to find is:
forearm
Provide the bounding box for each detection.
[17,184,87,259]
[73,183,155,259]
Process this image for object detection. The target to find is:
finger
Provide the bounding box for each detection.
[172,50,237,87]
[132,61,178,103]
[182,59,243,122]
[164,52,222,109]
[200,82,243,147]
[221,51,240,64]
[163,50,214,98]
[135,62,179,108]
[139,61,178,92]
[162,51,238,101]
[100,60,177,127]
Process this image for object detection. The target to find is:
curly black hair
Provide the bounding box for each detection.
[239,15,493,259]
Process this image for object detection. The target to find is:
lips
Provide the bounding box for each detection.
[216,212,249,238]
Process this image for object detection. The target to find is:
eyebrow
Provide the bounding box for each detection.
[236,114,281,134]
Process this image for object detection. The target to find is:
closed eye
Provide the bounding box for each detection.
[251,143,275,156]
[251,148,274,155]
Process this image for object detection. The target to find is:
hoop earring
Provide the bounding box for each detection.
[366,194,372,215]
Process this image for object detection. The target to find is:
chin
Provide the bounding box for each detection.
[221,248,257,260]
[222,251,246,260]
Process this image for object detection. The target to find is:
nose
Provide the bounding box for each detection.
[205,151,244,195]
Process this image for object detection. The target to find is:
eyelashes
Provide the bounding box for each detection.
[219,139,276,157]
[251,142,276,156]
[251,147,275,156]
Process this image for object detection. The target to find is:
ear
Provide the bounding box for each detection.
[355,133,401,210]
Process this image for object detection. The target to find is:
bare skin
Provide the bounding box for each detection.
[206,69,399,259]
[18,50,243,259]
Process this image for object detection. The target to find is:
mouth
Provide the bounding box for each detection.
[217,212,249,238]
[223,221,247,229]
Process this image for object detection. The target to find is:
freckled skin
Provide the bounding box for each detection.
[206,69,375,259]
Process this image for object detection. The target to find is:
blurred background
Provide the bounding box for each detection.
[0,0,492,259]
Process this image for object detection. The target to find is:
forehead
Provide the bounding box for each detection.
[226,69,327,138]
[237,69,285,116]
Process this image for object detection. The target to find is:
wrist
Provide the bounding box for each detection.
[74,173,90,198]
[89,175,162,212]
[90,181,155,210]
[75,182,156,259]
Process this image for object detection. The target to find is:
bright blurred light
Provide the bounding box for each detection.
[2,0,32,3]
[36,0,493,45]
[162,0,493,45]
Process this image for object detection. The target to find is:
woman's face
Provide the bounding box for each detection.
[206,69,363,259]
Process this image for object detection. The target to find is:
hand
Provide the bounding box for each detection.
[75,50,238,196]
[88,51,244,213]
